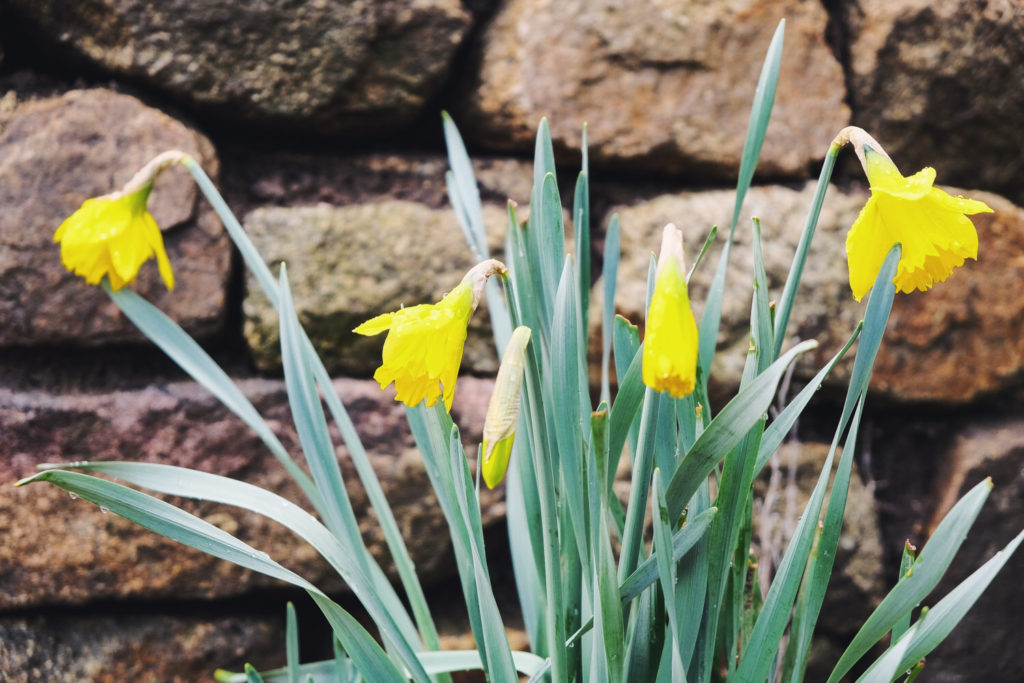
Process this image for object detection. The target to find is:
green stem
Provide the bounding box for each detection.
[772,143,840,358]
[618,387,661,583]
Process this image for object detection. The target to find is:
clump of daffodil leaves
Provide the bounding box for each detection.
[32,26,1020,683]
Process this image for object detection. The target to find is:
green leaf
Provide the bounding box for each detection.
[278,267,367,566]
[184,155,443,658]
[754,323,862,476]
[104,284,323,518]
[730,19,785,234]
[891,542,918,644]
[609,321,644,488]
[699,19,784,399]
[538,172,565,324]
[751,218,775,369]
[36,461,422,681]
[828,478,995,682]
[618,506,717,603]
[592,508,625,683]
[505,437,544,650]
[751,247,901,683]
[676,480,712,672]
[442,112,511,353]
[574,124,591,335]
[857,528,1024,683]
[665,339,818,518]
[245,664,266,683]
[286,602,300,683]
[181,157,279,308]
[448,428,519,683]
[601,214,621,405]
[217,650,545,682]
[441,112,486,260]
[737,396,865,682]
[406,407,518,683]
[540,507,715,680]
[652,469,687,679]
[17,470,408,683]
[623,584,663,683]
[618,386,662,582]
[698,244,731,401]
[686,225,718,284]
[549,257,591,570]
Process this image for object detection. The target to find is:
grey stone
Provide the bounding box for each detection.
[1,375,501,609]
[8,0,470,133]
[462,0,849,178]
[844,0,1024,204]
[242,200,511,377]
[0,88,230,346]
[901,418,1024,682]
[0,613,285,682]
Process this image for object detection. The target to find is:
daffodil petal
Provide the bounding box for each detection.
[356,280,474,410]
[846,151,987,300]
[642,247,698,398]
[354,312,394,336]
[54,186,174,291]
[482,434,515,489]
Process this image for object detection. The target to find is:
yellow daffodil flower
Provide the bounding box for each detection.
[355,259,507,411]
[54,185,174,291]
[54,151,189,292]
[837,126,992,301]
[642,224,698,398]
[481,325,531,488]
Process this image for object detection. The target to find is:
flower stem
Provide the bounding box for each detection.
[772,142,840,358]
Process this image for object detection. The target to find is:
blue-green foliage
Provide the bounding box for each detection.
[18,17,1022,683]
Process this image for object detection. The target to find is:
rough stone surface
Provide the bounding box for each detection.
[912,418,1024,682]
[222,151,538,219]
[7,0,470,133]
[463,0,849,178]
[0,375,501,609]
[0,613,285,682]
[844,0,1024,203]
[0,88,230,346]
[606,181,1024,402]
[242,200,510,376]
[753,442,884,639]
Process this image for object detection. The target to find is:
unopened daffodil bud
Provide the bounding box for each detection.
[834,126,992,301]
[642,224,699,398]
[481,325,531,488]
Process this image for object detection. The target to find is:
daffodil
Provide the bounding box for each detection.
[837,126,992,301]
[642,224,698,398]
[481,325,531,488]
[54,151,189,292]
[355,259,507,411]
[54,185,174,291]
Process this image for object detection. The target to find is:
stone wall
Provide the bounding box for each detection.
[1,1,1022,680]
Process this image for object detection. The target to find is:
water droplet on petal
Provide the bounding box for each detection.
[69,492,78,500]
[99,506,109,515]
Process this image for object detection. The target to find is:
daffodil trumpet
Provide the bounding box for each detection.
[54,150,190,292]
[481,325,531,488]
[835,126,992,301]
[355,259,508,411]
[641,223,699,398]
